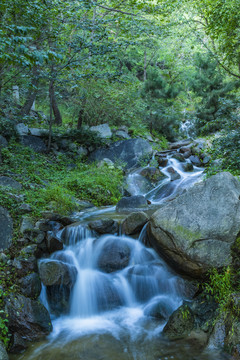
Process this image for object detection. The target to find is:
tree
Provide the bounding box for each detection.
[190,53,238,134]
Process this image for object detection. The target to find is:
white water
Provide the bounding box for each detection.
[20,154,214,360]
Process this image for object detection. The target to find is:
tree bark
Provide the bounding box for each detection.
[49,81,62,125]
[20,67,39,116]
[77,96,86,129]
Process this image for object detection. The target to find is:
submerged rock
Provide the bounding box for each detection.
[148,172,240,277]
[140,167,166,183]
[116,195,148,212]
[97,239,131,273]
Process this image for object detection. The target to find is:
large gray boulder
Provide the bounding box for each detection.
[0,207,13,250]
[89,138,153,169]
[148,172,240,278]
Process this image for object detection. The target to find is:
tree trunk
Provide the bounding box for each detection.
[47,80,54,152]
[49,81,62,125]
[77,97,86,129]
[144,50,147,82]
[20,67,39,116]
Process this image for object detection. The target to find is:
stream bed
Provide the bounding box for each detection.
[11,155,230,360]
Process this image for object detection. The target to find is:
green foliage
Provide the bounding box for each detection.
[66,165,123,206]
[206,128,240,176]
[204,267,232,312]
[0,288,9,346]
[190,53,238,135]
[142,68,181,140]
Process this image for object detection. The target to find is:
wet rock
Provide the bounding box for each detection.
[35,219,62,232]
[18,273,42,299]
[148,172,240,277]
[182,162,194,172]
[140,167,166,183]
[172,153,185,162]
[46,285,71,316]
[116,195,148,212]
[96,276,123,311]
[0,341,8,360]
[89,138,153,170]
[20,135,47,153]
[190,155,202,167]
[144,298,173,320]
[0,207,13,251]
[97,239,131,273]
[9,332,27,353]
[166,167,181,181]
[163,304,195,339]
[156,155,168,167]
[46,233,63,253]
[122,211,149,235]
[89,123,112,139]
[0,176,22,190]
[88,218,118,234]
[6,294,52,341]
[38,259,77,286]
[169,140,192,150]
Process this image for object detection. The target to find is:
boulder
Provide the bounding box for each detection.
[5,294,52,341]
[189,155,202,167]
[9,332,27,353]
[116,195,148,212]
[163,304,195,339]
[122,211,149,235]
[0,176,22,190]
[29,128,49,137]
[89,123,112,139]
[172,153,185,162]
[21,135,47,153]
[15,123,29,136]
[97,239,131,273]
[0,341,8,360]
[156,156,168,168]
[20,216,34,234]
[182,162,194,172]
[0,207,13,251]
[89,138,153,170]
[18,273,41,299]
[88,218,118,234]
[166,167,181,181]
[38,259,77,287]
[140,167,166,183]
[115,130,131,139]
[0,135,8,149]
[46,233,63,253]
[148,172,240,277]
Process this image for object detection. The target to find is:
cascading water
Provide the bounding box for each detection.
[13,156,230,360]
